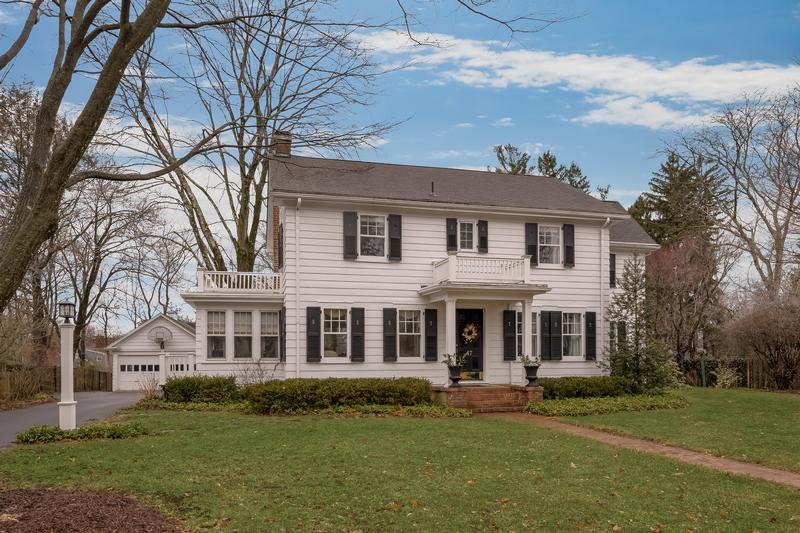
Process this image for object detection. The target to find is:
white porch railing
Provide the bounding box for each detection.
[196,270,283,293]
[432,253,531,284]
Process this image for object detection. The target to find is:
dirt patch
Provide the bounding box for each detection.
[0,488,181,532]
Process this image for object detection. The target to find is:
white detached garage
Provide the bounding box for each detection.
[107,315,196,391]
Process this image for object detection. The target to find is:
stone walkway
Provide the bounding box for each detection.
[488,412,800,490]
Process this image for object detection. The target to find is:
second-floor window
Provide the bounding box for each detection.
[459,220,475,251]
[323,308,348,358]
[207,311,226,359]
[539,225,561,265]
[234,312,252,358]
[359,215,386,257]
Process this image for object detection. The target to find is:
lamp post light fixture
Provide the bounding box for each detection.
[57,301,77,430]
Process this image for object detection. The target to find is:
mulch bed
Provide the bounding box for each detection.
[0,488,181,533]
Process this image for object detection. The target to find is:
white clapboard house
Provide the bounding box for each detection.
[111,134,657,391]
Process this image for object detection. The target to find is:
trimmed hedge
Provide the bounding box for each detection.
[243,378,432,414]
[539,376,631,400]
[524,393,689,417]
[16,422,146,444]
[162,376,239,403]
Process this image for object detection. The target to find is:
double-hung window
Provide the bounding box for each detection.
[323,308,348,358]
[539,225,561,265]
[398,310,422,357]
[562,313,583,358]
[516,311,538,357]
[359,215,386,257]
[458,220,476,251]
[260,311,280,359]
[207,311,226,359]
[234,312,252,358]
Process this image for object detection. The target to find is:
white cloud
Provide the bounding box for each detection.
[491,117,514,127]
[360,30,800,129]
[455,122,474,128]
[429,149,486,159]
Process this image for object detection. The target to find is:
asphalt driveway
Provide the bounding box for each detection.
[0,392,142,447]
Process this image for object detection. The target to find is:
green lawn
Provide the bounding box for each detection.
[1,410,799,531]
[566,388,800,472]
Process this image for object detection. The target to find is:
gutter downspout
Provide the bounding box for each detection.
[600,217,612,370]
[295,197,302,378]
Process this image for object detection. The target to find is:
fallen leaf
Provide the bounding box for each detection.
[612,524,622,531]
[409,499,420,508]
[570,463,577,469]
[467,479,477,487]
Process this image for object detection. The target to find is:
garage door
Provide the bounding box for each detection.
[117,356,161,391]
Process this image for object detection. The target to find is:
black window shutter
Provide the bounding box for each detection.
[525,223,539,266]
[424,309,438,362]
[609,253,616,287]
[617,321,628,350]
[279,307,287,362]
[278,223,284,270]
[477,220,489,253]
[446,218,458,251]
[585,311,596,361]
[503,310,517,361]
[306,307,321,362]
[563,224,575,267]
[350,307,365,362]
[550,311,563,360]
[383,308,397,362]
[388,214,402,261]
[540,311,551,360]
[343,212,358,259]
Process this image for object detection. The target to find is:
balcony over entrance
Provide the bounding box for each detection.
[431,253,532,285]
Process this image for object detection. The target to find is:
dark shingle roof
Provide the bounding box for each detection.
[609,217,658,246]
[271,156,629,216]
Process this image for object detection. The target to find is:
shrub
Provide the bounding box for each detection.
[712,363,740,389]
[132,398,249,412]
[16,422,146,444]
[606,341,682,394]
[243,378,432,414]
[310,404,471,418]
[524,393,689,417]
[162,376,239,403]
[539,376,631,400]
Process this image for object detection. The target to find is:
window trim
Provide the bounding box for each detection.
[357,213,388,261]
[457,219,477,252]
[562,312,584,360]
[260,310,280,359]
[322,307,349,360]
[538,224,563,266]
[397,309,424,359]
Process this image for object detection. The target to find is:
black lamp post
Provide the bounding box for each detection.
[58,302,76,324]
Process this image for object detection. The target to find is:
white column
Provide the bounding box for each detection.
[445,298,457,356]
[159,349,167,385]
[522,299,533,359]
[58,322,77,430]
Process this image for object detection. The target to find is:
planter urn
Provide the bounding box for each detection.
[448,365,462,387]
[524,365,540,387]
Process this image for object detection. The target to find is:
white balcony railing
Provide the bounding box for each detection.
[432,253,532,284]
[196,270,283,293]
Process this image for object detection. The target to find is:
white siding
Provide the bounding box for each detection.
[281,200,617,384]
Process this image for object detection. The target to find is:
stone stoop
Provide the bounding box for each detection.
[431,385,543,413]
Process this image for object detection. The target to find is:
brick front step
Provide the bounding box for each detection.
[431,385,543,413]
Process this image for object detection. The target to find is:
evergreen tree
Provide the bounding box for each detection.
[536,150,591,193]
[630,152,724,245]
[493,144,530,175]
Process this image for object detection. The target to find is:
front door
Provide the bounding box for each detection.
[456,308,483,380]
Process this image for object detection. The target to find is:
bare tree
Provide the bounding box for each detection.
[646,235,739,367]
[58,180,159,364]
[0,0,560,308]
[678,89,800,299]
[117,0,393,271]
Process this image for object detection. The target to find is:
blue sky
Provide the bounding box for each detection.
[1,0,799,206]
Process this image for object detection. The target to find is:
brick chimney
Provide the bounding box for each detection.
[272,130,292,157]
